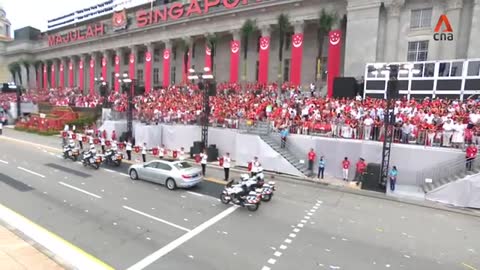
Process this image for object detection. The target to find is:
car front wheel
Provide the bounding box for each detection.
[129,169,138,180]
[166,178,176,190]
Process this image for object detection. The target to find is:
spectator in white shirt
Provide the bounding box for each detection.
[223,152,232,181]
[200,149,208,176]
[363,116,374,140]
[442,118,454,147]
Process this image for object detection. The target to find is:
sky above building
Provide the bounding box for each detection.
[4,0,100,32]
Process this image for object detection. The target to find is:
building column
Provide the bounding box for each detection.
[442,0,463,59]
[468,0,480,58]
[113,48,122,92]
[59,58,65,88]
[20,63,28,88]
[80,55,87,93]
[344,0,382,76]
[384,0,404,62]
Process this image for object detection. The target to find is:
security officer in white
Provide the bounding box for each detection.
[125,140,133,160]
[223,152,232,181]
[200,149,208,176]
[100,137,106,153]
[159,144,165,159]
[251,156,261,177]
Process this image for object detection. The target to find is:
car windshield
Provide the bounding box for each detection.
[174,162,192,170]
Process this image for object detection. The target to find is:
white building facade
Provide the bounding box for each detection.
[1,0,479,91]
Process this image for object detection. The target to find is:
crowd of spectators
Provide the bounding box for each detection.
[2,82,480,149]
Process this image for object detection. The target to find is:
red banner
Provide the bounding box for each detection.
[101,56,107,81]
[205,45,212,73]
[258,36,270,84]
[89,58,95,95]
[230,40,240,83]
[163,49,171,88]
[327,30,342,98]
[51,64,56,88]
[290,33,304,86]
[68,60,74,88]
[144,51,152,94]
[129,53,135,79]
[114,55,120,92]
[43,65,47,89]
[79,60,84,90]
[59,63,65,88]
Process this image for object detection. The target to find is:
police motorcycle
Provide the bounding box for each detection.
[63,140,80,161]
[102,144,123,167]
[220,179,262,212]
[81,145,102,169]
[242,168,277,202]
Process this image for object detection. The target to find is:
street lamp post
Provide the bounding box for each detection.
[116,72,134,141]
[188,67,214,148]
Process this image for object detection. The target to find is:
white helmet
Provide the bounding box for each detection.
[90,144,95,149]
[240,174,250,181]
[69,139,74,144]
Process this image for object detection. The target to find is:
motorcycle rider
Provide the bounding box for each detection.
[83,144,97,164]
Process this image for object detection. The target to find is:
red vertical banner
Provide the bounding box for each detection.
[290,33,304,86]
[43,65,48,89]
[51,64,56,88]
[68,60,74,88]
[205,45,212,73]
[163,49,171,88]
[101,56,107,81]
[230,40,240,83]
[59,63,64,88]
[129,53,135,79]
[79,60,84,91]
[327,30,342,98]
[89,58,95,95]
[258,36,270,84]
[114,55,120,92]
[144,51,152,94]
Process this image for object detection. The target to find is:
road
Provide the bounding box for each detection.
[0,130,479,270]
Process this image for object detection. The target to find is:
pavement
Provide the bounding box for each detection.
[0,129,479,270]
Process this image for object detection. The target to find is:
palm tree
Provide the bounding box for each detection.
[8,62,20,85]
[275,13,290,93]
[240,19,257,81]
[206,33,219,74]
[316,9,338,84]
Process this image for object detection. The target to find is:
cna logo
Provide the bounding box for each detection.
[433,14,453,41]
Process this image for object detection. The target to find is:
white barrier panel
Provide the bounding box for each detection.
[134,124,162,147]
[162,125,201,151]
[426,176,480,208]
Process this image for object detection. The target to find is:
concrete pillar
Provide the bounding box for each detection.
[384,0,404,62]
[344,0,381,76]
[467,0,480,58]
[129,45,138,79]
[20,63,28,88]
[80,55,87,94]
[442,0,463,59]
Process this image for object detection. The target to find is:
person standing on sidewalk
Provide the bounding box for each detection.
[280,128,289,148]
[200,149,208,176]
[0,120,3,135]
[389,166,398,192]
[307,148,316,173]
[342,157,350,181]
[125,140,132,161]
[159,144,165,159]
[142,143,148,163]
[317,156,325,179]
[223,152,231,181]
[466,143,477,171]
[100,137,106,154]
[251,156,261,177]
[355,158,367,186]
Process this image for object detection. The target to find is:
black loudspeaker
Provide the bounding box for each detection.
[333,77,357,98]
[194,141,205,150]
[208,81,217,96]
[361,163,386,193]
[206,145,218,162]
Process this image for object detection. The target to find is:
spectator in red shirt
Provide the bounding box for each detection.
[307,148,316,172]
[355,158,367,186]
[466,143,478,171]
[342,157,350,181]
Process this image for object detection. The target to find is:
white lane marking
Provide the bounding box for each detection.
[0,203,112,270]
[284,238,292,244]
[261,266,271,270]
[298,223,304,228]
[279,245,287,250]
[58,182,102,199]
[268,258,276,264]
[103,169,115,173]
[122,206,190,232]
[120,173,129,177]
[17,167,45,178]
[187,191,204,197]
[293,228,300,233]
[0,159,8,164]
[127,206,238,270]
[289,233,296,238]
[274,251,282,257]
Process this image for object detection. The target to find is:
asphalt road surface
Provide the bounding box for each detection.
[0,132,479,270]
